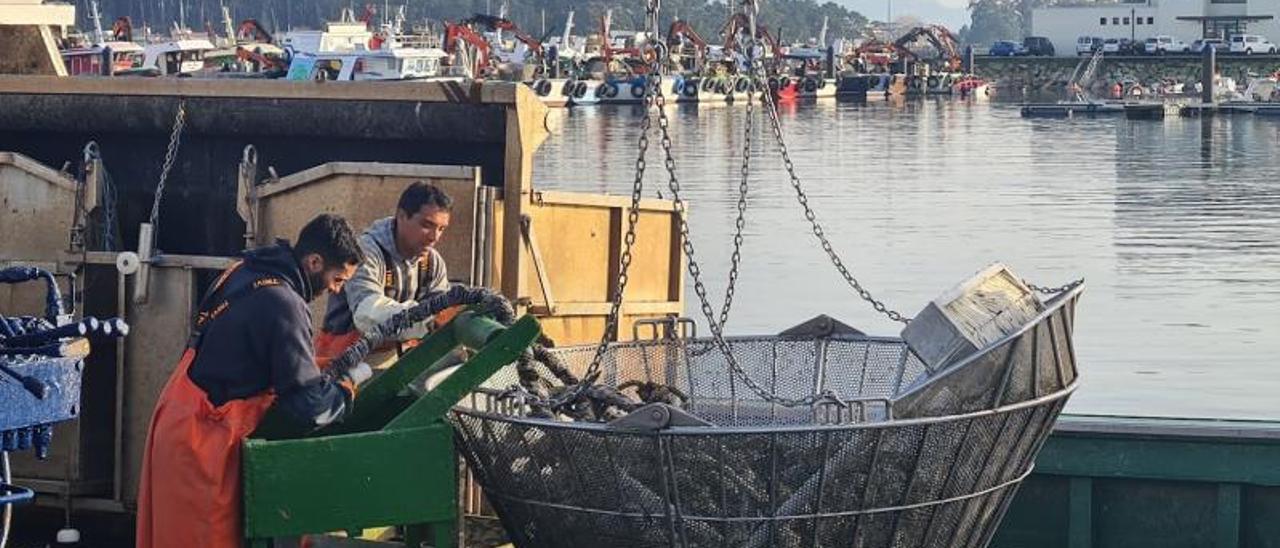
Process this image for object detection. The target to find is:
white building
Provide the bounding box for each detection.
[1031,0,1280,56]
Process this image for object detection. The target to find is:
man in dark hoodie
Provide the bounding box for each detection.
[315,181,453,367]
[136,214,372,548]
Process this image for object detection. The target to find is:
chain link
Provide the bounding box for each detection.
[650,26,828,408]
[148,100,188,244]
[1025,278,1084,294]
[570,1,659,396]
[747,52,912,324]
[719,61,754,329]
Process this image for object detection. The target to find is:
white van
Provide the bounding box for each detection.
[1229,34,1277,55]
[1076,36,1102,56]
[1144,35,1188,55]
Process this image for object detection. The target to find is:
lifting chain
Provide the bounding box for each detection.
[1025,278,1085,295]
[147,100,188,247]
[743,23,912,325]
[570,0,661,396]
[720,48,754,329]
[646,2,829,409]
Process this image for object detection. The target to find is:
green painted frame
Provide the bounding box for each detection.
[241,314,541,547]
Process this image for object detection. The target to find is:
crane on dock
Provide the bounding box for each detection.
[463,13,545,58]
[892,25,962,71]
[444,22,493,77]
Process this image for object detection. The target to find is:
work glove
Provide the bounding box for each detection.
[343,361,374,388]
[354,296,430,342]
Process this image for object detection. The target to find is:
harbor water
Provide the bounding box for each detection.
[534,98,1280,421]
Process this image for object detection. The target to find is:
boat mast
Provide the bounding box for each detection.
[90,0,105,44]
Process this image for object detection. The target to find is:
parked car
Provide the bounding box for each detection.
[988,40,1026,56]
[1023,36,1055,56]
[1191,38,1226,53]
[1101,38,1122,54]
[1144,35,1190,54]
[1121,38,1145,55]
[1229,34,1277,55]
[1076,36,1103,56]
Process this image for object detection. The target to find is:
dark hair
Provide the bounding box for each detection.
[397,181,453,216]
[293,214,363,267]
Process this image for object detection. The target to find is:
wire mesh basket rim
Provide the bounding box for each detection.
[475,461,1037,521]
[451,378,1078,434]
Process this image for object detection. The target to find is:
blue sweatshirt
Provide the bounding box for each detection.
[187,243,350,429]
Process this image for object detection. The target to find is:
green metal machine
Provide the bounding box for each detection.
[240,311,541,548]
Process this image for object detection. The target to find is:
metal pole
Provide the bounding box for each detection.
[1201,44,1216,104]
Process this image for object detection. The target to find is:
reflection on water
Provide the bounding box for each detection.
[533,99,1280,420]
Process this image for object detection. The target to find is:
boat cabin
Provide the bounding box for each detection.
[141,39,216,76]
[61,41,145,76]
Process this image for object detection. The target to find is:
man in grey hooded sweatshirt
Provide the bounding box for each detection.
[315,181,452,367]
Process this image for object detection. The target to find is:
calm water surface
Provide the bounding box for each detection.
[532,99,1280,421]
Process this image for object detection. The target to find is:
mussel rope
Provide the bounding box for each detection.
[323,284,515,379]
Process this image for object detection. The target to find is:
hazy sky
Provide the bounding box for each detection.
[837,0,971,31]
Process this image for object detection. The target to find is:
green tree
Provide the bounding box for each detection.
[963,0,1053,45]
[92,0,867,44]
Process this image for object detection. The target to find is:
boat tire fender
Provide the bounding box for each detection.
[682,80,699,97]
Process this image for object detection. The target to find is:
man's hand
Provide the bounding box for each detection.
[344,362,374,387]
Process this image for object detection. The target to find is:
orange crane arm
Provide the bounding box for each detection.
[235,47,282,70]
[237,19,273,44]
[444,22,492,69]
[464,14,544,56]
[668,20,707,51]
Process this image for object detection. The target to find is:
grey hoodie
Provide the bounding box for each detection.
[323,216,449,337]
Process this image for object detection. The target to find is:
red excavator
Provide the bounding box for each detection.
[667,20,707,55]
[357,4,376,26]
[667,20,708,72]
[444,22,493,77]
[855,39,917,67]
[596,12,655,74]
[235,47,284,71]
[236,19,274,44]
[463,13,544,57]
[111,16,133,42]
[892,25,963,71]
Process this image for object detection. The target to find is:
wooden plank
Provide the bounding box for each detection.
[624,209,681,302]
[520,215,557,313]
[0,75,524,105]
[0,152,77,190]
[262,163,478,198]
[0,155,76,263]
[500,108,528,307]
[0,3,74,25]
[531,189,678,212]
[668,211,684,302]
[901,263,1042,371]
[523,204,613,303]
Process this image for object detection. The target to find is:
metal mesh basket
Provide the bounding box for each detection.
[450,289,1082,548]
